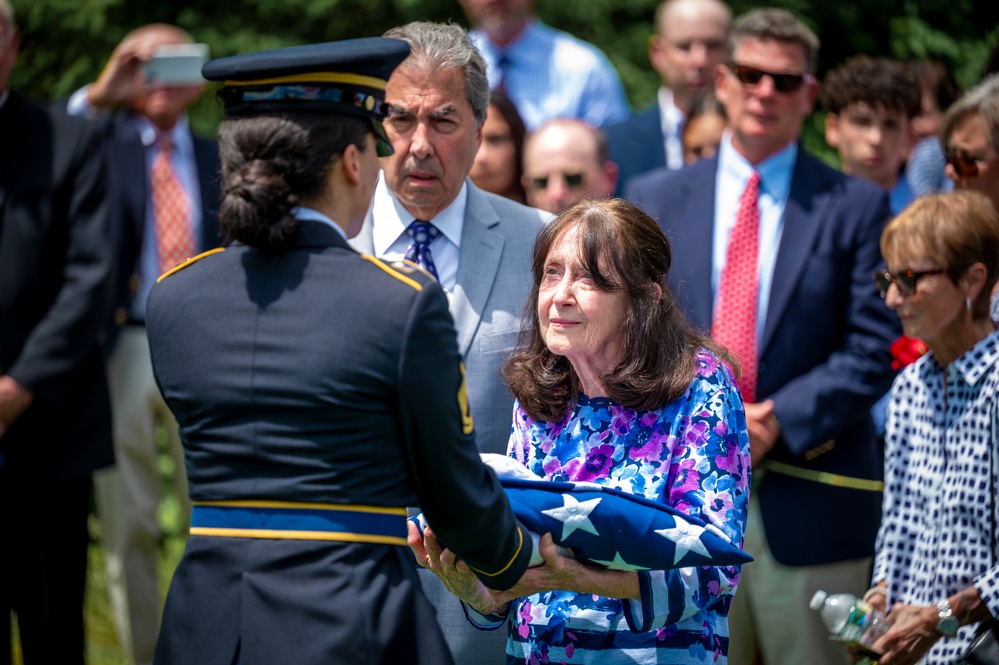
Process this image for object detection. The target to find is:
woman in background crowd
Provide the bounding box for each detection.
[682,91,727,164]
[941,74,999,213]
[868,191,999,665]
[471,89,528,204]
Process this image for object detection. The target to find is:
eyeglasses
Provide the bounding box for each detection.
[944,149,999,178]
[529,172,584,190]
[874,268,944,298]
[727,63,815,94]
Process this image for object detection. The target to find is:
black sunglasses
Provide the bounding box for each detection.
[530,172,584,190]
[944,149,999,178]
[727,63,815,94]
[874,269,944,298]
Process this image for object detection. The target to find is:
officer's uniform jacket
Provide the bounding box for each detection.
[146,220,530,665]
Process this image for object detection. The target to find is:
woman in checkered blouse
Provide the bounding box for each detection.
[867,191,999,665]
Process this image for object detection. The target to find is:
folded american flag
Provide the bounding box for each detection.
[412,455,752,571]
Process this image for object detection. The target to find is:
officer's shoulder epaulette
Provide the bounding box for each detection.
[157,248,226,283]
[394,259,437,281]
[359,254,433,291]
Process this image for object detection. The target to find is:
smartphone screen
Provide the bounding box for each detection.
[143,43,210,85]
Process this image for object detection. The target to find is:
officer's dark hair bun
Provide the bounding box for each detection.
[218,113,369,251]
[221,159,299,250]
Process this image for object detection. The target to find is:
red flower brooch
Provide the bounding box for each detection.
[889,335,928,370]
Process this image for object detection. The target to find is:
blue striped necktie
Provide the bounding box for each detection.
[404,220,441,282]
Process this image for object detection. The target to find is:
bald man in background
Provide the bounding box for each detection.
[605,0,731,193]
[522,118,618,213]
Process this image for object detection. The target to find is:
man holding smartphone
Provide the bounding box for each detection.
[67,23,221,665]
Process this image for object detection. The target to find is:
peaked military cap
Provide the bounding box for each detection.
[202,37,409,121]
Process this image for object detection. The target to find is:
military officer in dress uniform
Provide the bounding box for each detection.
[145,38,533,665]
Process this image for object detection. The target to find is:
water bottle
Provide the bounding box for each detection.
[810,589,889,648]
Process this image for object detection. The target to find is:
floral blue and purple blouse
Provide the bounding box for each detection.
[473,349,751,664]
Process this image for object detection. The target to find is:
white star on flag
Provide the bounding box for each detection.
[656,521,711,565]
[542,494,602,540]
[589,551,652,571]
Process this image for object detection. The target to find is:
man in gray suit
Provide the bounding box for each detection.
[349,21,547,664]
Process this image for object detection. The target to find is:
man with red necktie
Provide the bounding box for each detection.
[627,9,899,665]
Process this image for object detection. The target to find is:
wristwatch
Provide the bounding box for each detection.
[936,598,960,637]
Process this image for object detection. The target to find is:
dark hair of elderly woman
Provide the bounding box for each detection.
[865,190,999,665]
[504,197,733,421]
[422,198,751,664]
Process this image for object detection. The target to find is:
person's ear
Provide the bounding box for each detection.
[341,143,363,187]
[649,35,666,76]
[603,161,619,196]
[825,113,840,149]
[714,63,728,98]
[902,117,915,155]
[962,261,989,302]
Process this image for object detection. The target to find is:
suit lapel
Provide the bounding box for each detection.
[635,105,666,173]
[668,157,717,333]
[761,153,829,353]
[452,183,505,356]
[107,116,148,256]
[0,95,37,229]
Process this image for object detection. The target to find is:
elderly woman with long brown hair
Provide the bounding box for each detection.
[411,198,752,664]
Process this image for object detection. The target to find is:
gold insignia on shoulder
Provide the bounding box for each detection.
[157,248,225,283]
[360,254,423,291]
[458,362,474,435]
[389,261,416,275]
[396,259,436,282]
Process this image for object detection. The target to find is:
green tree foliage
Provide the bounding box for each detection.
[9,0,998,138]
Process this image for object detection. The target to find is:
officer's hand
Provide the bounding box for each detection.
[411,524,511,616]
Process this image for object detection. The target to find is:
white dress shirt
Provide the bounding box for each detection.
[657,87,686,171]
[370,171,467,294]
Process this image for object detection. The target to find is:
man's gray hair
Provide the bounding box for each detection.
[941,73,999,155]
[727,8,820,75]
[383,21,489,127]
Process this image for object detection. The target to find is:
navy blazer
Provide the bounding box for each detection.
[604,103,667,196]
[626,151,900,566]
[97,114,221,342]
[0,93,114,479]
